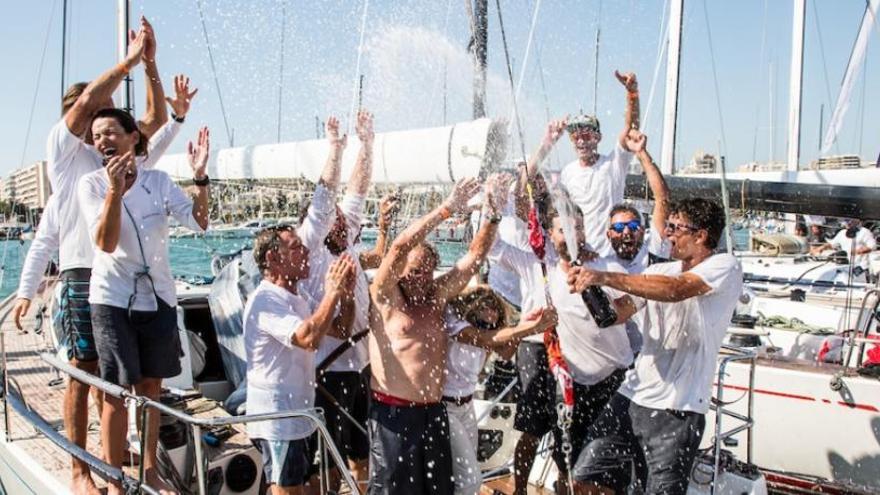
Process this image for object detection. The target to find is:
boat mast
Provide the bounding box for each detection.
[660,0,683,174]
[786,0,806,172]
[60,0,68,100]
[116,0,133,113]
[469,0,488,119]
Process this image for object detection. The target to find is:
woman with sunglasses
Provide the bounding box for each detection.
[443,285,557,495]
[77,107,210,495]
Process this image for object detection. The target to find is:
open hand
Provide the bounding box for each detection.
[326,253,356,297]
[615,70,638,93]
[124,29,147,69]
[355,110,374,145]
[165,74,198,118]
[141,16,157,63]
[484,173,513,216]
[188,127,210,179]
[326,116,347,150]
[542,117,569,147]
[444,178,481,214]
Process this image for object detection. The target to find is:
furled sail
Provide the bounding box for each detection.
[155,118,503,184]
[821,0,880,154]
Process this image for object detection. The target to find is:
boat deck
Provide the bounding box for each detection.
[0,288,255,493]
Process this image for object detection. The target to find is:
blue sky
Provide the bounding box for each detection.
[1,0,877,176]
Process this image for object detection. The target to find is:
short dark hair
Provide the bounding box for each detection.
[608,203,642,224]
[91,107,147,156]
[253,225,297,273]
[62,82,89,116]
[669,198,725,249]
[413,241,440,270]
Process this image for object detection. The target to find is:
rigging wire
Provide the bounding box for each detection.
[276,0,288,144]
[423,0,454,127]
[810,0,840,157]
[750,0,769,163]
[642,0,669,142]
[506,0,543,139]
[591,0,603,115]
[19,0,59,172]
[348,0,370,135]
[493,0,528,163]
[195,0,234,147]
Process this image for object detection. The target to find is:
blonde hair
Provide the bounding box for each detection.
[449,285,508,330]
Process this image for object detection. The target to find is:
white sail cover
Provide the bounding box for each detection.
[155,118,496,184]
[821,0,879,154]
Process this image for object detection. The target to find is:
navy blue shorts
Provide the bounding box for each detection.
[254,436,318,487]
[91,298,182,386]
[60,269,97,362]
[573,393,706,495]
[316,369,370,462]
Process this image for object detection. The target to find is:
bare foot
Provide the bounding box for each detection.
[70,472,101,495]
[144,468,178,495]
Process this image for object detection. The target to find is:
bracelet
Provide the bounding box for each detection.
[193,175,210,187]
[172,113,186,123]
[439,206,452,220]
[628,91,639,99]
[117,63,130,75]
[487,213,502,224]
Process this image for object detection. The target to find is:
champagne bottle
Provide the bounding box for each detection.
[572,261,617,328]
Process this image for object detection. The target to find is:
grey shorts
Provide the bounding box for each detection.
[91,298,182,386]
[573,393,706,495]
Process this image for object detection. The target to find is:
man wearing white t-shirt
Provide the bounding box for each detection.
[245,237,355,493]
[603,131,670,354]
[525,71,641,258]
[566,198,743,495]
[810,219,877,275]
[36,18,173,495]
[299,111,376,490]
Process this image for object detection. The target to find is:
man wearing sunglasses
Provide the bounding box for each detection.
[564,198,743,495]
[604,129,670,274]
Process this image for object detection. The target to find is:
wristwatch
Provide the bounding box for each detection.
[193,175,210,187]
[172,113,186,123]
[487,212,502,224]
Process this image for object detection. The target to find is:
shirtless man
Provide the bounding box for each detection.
[367,176,505,494]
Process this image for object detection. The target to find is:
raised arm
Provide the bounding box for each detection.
[360,194,400,270]
[347,110,374,196]
[453,306,558,352]
[615,70,640,149]
[625,130,668,236]
[292,255,355,350]
[65,29,147,136]
[434,174,510,301]
[372,178,481,297]
[137,16,168,138]
[187,127,211,230]
[321,117,347,190]
[327,289,356,339]
[526,118,567,180]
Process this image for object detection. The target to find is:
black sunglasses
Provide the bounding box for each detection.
[610,220,642,233]
[665,221,699,234]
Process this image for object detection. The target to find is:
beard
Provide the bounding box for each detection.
[611,236,642,260]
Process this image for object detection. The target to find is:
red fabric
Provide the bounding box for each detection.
[865,336,880,366]
[528,206,546,260]
[371,390,436,407]
[544,328,575,407]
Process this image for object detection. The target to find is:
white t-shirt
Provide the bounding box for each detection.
[244,280,318,441]
[829,227,876,271]
[547,257,633,386]
[442,310,487,398]
[46,119,181,271]
[488,238,557,343]
[17,196,60,300]
[303,194,371,372]
[559,144,632,257]
[615,229,670,275]
[77,168,203,310]
[474,197,524,307]
[618,253,743,414]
